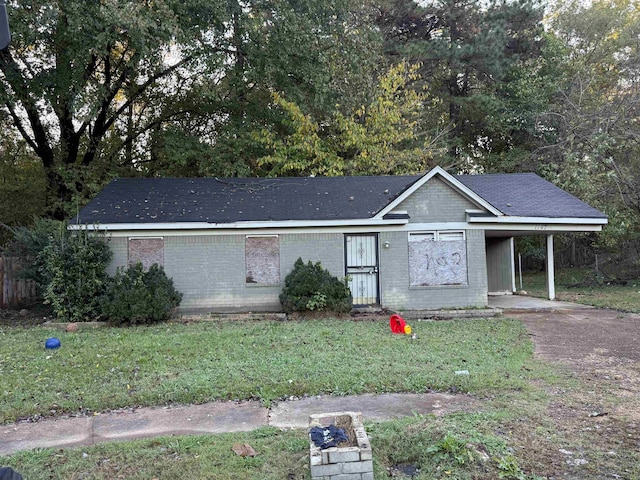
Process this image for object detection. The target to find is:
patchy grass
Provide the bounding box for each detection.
[6,386,637,480]
[0,402,555,480]
[2,312,639,478]
[0,318,542,423]
[1,427,310,480]
[522,268,640,312]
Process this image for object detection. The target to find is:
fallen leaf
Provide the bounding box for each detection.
[232,443,258,457]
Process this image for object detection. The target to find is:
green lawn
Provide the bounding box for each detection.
[2,313,639,479]
[0,317,538,424]
[2,412,552,480]
[522,268,640,312]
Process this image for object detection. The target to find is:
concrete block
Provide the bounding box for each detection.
[359,447,373,461]
[322,449,331,464]
[328,446,361,464]
[342,460,373,474]
[310,449,322,466]
[362,472,375,480]
[311,463,342,478]
[332,474,364,480]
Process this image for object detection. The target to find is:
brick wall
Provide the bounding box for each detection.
[108,233,345,312]
[103,177,490,312]
[379,229,487,310]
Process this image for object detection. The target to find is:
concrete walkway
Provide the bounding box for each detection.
[488,294,593,312]
[0,393,478,456]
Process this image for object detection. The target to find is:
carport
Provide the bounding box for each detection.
[455,174,609,300]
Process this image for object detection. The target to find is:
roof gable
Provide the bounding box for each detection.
[375,166,502,218]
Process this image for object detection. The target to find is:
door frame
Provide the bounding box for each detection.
[344,233,380,306]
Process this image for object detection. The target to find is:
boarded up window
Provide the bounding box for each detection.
[246,236,280,285]
[409,232,467,286]
[128,238,164,269]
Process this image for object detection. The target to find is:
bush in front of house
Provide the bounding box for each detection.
[101,263,183,326]
[39,224,113,322]
[280,258,352,313]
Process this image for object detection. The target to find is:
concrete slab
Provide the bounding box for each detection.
[0,401,268,457]
[1,395,479,456]
[488,295,593,311]
[269,393,479,428]
[0,416,93,455]
[92,401,267,442]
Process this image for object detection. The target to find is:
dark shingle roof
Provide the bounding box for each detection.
[455,173,607,219]
[73,176,421,224]
[73,172,607,225]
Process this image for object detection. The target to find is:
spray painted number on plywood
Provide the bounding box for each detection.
[409,239,467,286]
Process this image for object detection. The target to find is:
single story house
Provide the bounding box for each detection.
[72,166,608,312]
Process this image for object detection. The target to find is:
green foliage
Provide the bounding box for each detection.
[426,433,475,465]
[257,62,438,177]
[535,0,640,251]
[2,218,63,290]
[279,258,352,313]
[256,93,343,177]
[101,263,183,326]
[496,455,526,480]
[0,0,383,218]
[0,135,47,245]
[39,226,112,322]
[377,0,545,168]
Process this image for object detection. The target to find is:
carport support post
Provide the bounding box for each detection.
[546,234,556,300]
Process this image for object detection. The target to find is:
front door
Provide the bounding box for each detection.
[345,234,379,306]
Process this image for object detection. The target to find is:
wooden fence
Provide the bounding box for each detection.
[0,256,38,309]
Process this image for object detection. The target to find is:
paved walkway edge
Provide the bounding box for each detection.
[1,393,479,456]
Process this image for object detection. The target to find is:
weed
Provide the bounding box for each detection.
[426,433,474,465]
[496,455,526,479]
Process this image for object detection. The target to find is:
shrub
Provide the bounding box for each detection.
[279,258,352,313]
[39,225,112,321]
[102,263,183,326]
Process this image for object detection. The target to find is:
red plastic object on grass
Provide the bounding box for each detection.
[389,314,407,334]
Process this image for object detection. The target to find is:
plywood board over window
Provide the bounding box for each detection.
[246,236,280,285]
[128,238,164,270]
[409,232,467,286]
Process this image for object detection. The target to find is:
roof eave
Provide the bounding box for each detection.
[69,217,410,231]
[468,215,608,225]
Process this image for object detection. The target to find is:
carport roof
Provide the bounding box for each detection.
[454,173,607,219]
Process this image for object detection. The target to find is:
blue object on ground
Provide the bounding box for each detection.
[309,425,349,449]
[0,467,23,480]
[45,338,61,349]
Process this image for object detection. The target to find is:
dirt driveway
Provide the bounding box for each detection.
[507,306,640,479]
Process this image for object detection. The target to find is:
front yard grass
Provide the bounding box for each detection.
[522,268,640,312]
[0,317,541,424]
[2,314,639,479]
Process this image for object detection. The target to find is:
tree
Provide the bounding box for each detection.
[375,0,546,170]
[1,0,382,218]
[0,0,234,218]
[536,0,640,252]
[256,63,441,176]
